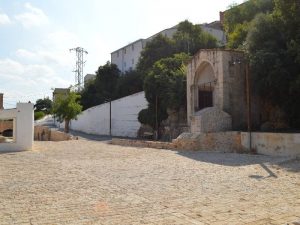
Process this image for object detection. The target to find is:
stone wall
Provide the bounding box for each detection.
[190,107,232,133]
[112,131,243,153]
[173,131,243,152]
[241,132,300,157]
[34,126,73,141]
[112,131,300,158]
[111,139,174,150]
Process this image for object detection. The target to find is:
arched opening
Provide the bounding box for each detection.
[194,62,216,111]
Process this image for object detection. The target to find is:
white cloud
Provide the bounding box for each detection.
[16,48,73,67]
[0,58,71,107]
[0,13,11,25]
[15,2,49,28]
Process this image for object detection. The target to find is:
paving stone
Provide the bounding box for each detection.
[0,140,299,225]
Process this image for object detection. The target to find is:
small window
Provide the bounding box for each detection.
[124,62,126,68]
[132,59,134,65]
[132,44,134,51]
[124,48,126,54]
[117,51,119,57]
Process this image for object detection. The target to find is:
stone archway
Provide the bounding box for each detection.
[193,61,216,112]
[186,50,248,133]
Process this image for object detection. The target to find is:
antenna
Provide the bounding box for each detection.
[70,47,88,91]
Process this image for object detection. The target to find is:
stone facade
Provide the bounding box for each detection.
[187,49,250,132]
[34,126,74,141]
[190,107,232,133]
[112,131,245,153]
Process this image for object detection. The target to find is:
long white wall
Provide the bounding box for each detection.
[70,92,147,137]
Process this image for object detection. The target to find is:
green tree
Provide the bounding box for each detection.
[173,20,218,54]
[81,62,120,110]
[138,53,190,133]
[52,92,82,133]
[35,97,52,114]
[246,0,300,127]
[136,34,175,76]
[114,70,143,99]
[224,0,274,49]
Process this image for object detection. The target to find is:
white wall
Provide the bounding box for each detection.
[69,92,147,137]
[241,132,300,157]
[0,103,34,152]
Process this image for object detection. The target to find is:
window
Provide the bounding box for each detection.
[132,59,134,65]
[124,48,126,54]
[132,44,134,51]
[117,51,119,57]
[124,62,126,68]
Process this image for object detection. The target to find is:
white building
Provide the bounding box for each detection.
[0,102,34,152]
[111,22,226,74]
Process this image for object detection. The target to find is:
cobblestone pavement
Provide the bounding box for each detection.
[0,140,299,225]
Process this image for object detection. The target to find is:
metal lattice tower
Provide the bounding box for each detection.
[70,47,88,91]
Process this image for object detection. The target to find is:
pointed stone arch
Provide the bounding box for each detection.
[186,49,248,132]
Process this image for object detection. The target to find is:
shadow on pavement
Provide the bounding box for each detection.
[63,129,112,141]
[176,150,295,167]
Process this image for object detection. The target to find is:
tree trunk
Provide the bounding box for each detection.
[64,119,70,133]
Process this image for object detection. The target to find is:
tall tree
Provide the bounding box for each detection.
[246,0,300,127]
[138,53,190,134]
[52,92,82,133]
[136,34,175,76]
[173,20,218,54]
[34,97,52,114]
[81,62,120,110]
[224,0,274,49]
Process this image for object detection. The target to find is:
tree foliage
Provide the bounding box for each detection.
[114,70,143,98]
[224,0,274,49]
[136,34,175,76]
[81,62,120,110]
[136,20,218,75]
[245,0,300,127]
[35,97,52,114]
[52,92,82,133]
[81,63,144,110]
[138,53,190,131]
[173,20,218,54]
[225,0,300,128]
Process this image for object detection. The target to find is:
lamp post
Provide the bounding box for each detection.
[232,58,252,151]
[245,62,252,152]
[105,99,112,136]
[155,95,158,141]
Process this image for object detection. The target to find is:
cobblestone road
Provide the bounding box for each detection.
[0,140,299,225]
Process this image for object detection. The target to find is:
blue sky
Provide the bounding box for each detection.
[0,0,244,108]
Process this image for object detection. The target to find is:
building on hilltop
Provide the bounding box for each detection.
[111,23,226,74]
[52,88,70,102]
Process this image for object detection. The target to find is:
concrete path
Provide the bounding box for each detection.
[0,140,299,225]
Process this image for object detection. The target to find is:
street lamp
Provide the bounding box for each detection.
[231,58,252,152]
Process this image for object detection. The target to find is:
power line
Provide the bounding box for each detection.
[70,47,88,92]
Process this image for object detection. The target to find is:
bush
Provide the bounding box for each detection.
[34,111,45,120]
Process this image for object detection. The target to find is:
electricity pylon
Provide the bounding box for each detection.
[70,47,88,91]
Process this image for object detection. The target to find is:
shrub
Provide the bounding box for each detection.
[34,111,45,120]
